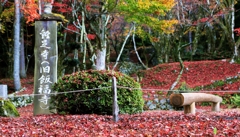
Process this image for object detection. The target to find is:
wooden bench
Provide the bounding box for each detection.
[170,93,222,114]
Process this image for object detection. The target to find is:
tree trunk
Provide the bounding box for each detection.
[191,20,200,60]
[81,11,87,70]
[95,14,109,70]
[168,42,191,96]
[168,46,184,92]
[232,36,240,62]
[20,27,27,78]
[96,48,107,70]
[132,23,148,69]
[13,0,21,91]
[230,2,239,63]
[113,23,134,70]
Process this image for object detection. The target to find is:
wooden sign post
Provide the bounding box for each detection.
[33,20,57,115]
[33,4,62,115]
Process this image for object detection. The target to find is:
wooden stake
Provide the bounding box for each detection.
[112,77,119,122]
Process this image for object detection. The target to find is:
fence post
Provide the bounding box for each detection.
[112,77,119,122]
[0,85,8,99]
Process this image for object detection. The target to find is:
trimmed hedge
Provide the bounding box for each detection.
[51,70,144,115]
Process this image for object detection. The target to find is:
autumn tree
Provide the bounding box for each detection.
[55,0,117,71]
[171,0,239,61]
[115,0,177,68]
[163,0,240,91]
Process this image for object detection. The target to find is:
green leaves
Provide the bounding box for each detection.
[51,70,144,115]
[231,94,240,107]
[117,0,177,33]
[213,127,218,135]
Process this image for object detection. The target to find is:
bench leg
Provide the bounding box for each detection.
[184,102,196,114]
[212,102,220,112]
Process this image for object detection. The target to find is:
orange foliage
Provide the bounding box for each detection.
[21,0,40,24]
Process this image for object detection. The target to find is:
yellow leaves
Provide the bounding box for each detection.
[149,16,159,22]
[118,0,177,35]
[53,13,69,23]
[160,0,176,9]
[149,19,178,34]
[136,0,175,13]
[135,26,147,39]
[137,0,151,9]
[1,6,14,23]
[0,6,14,33]
[160,20,178,34]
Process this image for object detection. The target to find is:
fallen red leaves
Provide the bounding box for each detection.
[140,60,240,90]
[0,109,239,136]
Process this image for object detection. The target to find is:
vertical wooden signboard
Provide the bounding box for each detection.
[33,21,58,115]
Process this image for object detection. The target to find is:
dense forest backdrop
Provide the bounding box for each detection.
[0,0,240,90]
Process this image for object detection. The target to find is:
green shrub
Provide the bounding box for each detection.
[221,93,240,108]
[51,70,144,115]
[234,57,240,64]
[119,61,144,75]
[0,99,19,117]
[231,94,240,108]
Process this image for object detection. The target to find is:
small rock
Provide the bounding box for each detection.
[160,98,167,104]
[149,104,157,110]
[154,98,159,103]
